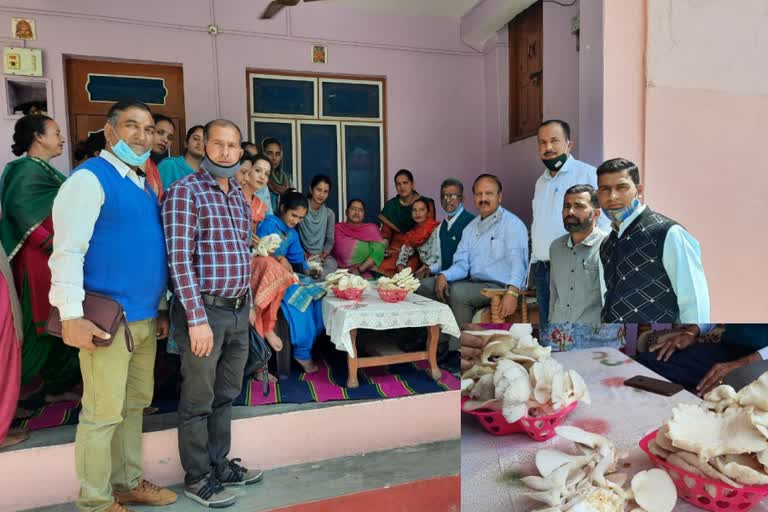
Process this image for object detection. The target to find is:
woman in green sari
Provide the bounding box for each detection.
[0,115,80,401]
[377,169,435,276]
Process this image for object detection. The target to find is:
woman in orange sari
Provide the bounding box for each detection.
[235,154,298,362]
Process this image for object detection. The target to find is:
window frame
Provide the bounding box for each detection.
[341,121,385,215]
[246,68,388,202]
[319,77,384,122]
[248,72,318,119]
[297,120,343,213]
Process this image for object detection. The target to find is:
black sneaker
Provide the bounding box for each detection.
[184,476,237,508]
[216,458,264,487]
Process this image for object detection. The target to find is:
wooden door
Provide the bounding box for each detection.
[508,1,543,142]
[65,58,186,164]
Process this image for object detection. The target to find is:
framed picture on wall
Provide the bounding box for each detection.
[312,45,327,64]
[11,18,37,41]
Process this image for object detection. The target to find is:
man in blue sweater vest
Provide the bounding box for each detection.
[50,100,175,511]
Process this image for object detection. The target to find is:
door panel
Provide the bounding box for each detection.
[65,58,186,165]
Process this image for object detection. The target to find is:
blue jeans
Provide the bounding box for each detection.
[534,261,550,333]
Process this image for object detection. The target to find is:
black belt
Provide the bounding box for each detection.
[202,293,247,310]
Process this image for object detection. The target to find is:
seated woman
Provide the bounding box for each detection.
[395,198,440,273]
[298,174,337,277]
[237,154,299,368]
[0,242,26,448]
[256,190,325,374]
[377,169,435,276]
[333,199,386,276]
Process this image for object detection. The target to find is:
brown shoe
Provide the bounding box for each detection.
[104,503,134,512]
[114,479,177,506]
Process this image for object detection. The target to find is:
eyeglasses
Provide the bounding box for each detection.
[441,193,462,201]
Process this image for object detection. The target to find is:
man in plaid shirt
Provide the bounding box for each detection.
[162,119,263,508]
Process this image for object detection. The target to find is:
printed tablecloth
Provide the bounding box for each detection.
[321,289,460,357]
[460,347,768,512]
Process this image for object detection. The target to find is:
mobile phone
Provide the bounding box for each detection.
[623,375,684,397]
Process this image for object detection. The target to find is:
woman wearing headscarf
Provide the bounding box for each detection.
[333,199,387,277]
[262,137,293,212]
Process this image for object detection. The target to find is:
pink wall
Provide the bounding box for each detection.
[483,0,588,225]
[577,0,603,167]
[0,0,486,205]
[603,0,768,320]
[602,0,645,170]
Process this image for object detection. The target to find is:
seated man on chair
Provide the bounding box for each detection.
[417,174,529,330]
[637,324,768,396]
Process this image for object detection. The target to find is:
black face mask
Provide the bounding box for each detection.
[542,153,568,172]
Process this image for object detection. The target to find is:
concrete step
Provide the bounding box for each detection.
[23,440,460,512]
[1,391,459,511]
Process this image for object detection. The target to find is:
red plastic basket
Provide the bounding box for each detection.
[331,287,365,301]
[377,288,409,303]
[639,430,768,511]
[461,396,578,441]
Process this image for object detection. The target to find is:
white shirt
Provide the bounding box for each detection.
[531,155,609,263]
[598,204,710,323]
[48,151,165,320]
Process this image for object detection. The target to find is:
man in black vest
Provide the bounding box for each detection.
[415,178,474,278]
[597,158,710,323]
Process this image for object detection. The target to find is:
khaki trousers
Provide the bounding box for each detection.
[75,318,156,512]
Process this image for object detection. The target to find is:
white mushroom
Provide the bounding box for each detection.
[672,450,741,487]
[631,469,677,512]
[737,371,768,411]
[654,424,676,453]
[531,359,564,404]
[667,403,768,461]
[712,453,768,486]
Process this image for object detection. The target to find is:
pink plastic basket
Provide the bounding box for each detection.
[331,287,365,301]
[377,288,409,303]
[461,396,578,442]
[639,430,768,511]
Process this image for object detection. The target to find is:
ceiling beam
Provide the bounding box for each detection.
[460,0,537,51]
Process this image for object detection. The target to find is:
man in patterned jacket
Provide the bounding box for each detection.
[596,157,710,324]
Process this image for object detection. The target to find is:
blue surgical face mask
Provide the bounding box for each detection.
[603,197,641,224]
[201,156,239,179]
[108,131,151,167]
[440,203,463,218]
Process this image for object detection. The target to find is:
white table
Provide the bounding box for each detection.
[322,289,460,388]
[460,347,768,512]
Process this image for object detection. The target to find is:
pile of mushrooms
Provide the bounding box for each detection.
[376,267,421,292]
[461,325,591,423]
[324,269,370,291]
[648,371,768,489]
[524,426,677,512]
